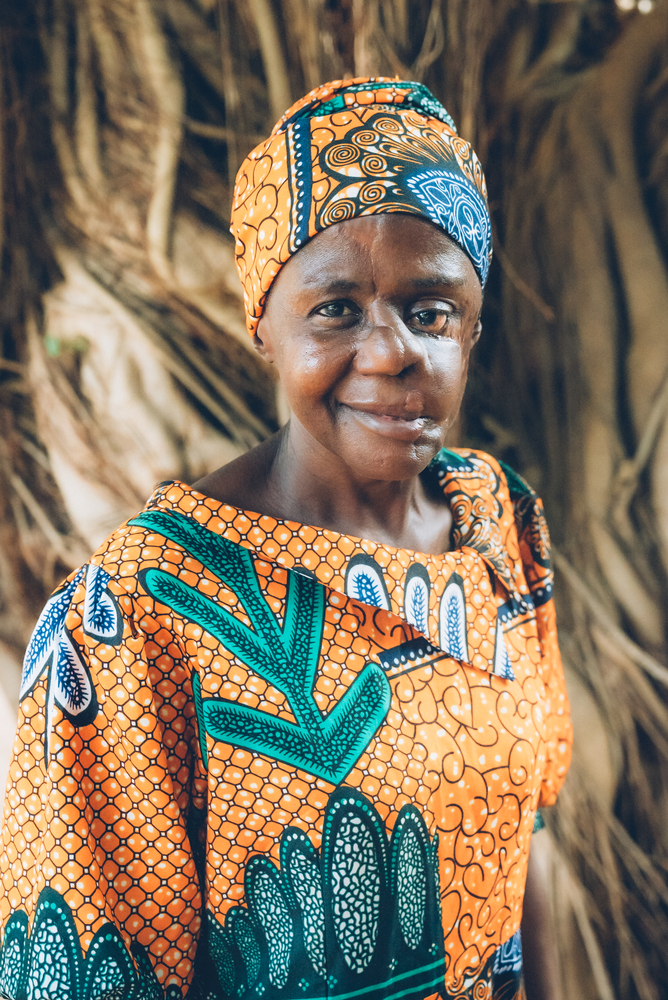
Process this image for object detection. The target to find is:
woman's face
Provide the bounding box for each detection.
[255,214,483,482]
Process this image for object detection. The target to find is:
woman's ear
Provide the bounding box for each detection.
[252,316,274,362]
[471,319,482,346]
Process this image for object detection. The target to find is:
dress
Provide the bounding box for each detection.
[0,448,571,1000]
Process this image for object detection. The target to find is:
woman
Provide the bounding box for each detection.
[0,79,571,1000]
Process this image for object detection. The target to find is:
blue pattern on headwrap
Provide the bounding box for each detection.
[406,170,492,285]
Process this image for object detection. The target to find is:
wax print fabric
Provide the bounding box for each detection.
[230,78,493,336]
[0,449,571,1000]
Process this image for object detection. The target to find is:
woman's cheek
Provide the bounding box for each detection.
[431,345,466,408]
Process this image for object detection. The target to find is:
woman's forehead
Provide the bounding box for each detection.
[277,215,482,294]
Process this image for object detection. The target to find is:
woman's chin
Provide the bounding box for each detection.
[290,410,445,482]
[336,435,443,482]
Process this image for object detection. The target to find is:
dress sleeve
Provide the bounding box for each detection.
[499,461,573,808]
[0,560,208,1000]
[532,595,572,806]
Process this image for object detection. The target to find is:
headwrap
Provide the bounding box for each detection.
[231,77,492,336]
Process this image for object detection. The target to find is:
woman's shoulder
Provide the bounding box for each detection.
[432,447,553,599]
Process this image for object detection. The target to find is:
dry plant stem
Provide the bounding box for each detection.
[372,1,411,80]
[352,0,379,77]
[554,550,668,686]
[609,361,668,520]
[19,436,51,473]
[75,6,105,193]
[42,2,91,215]
[589,625,668,769]
[135,305,266,449]
[162,297,273,439]
[284,0,323,93]
[166,0,226,96]
[9,473,88,569]
[560,853,616,1000]
[492,241,556,323]
[247,0,291,122]
[457,0,495,145]
[411,0,445,79]
[184,117,265,144]
[0,47,4,274]
[136,0,185,283]
[589,519,663,649]
[217,0,241,189]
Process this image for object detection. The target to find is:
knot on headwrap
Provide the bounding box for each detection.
[230,77,492,336]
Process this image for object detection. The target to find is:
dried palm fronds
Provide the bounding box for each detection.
[1,2,667,997]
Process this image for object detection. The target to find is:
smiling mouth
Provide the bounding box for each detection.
[342,404,433,440]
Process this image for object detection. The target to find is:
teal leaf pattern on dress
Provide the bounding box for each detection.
[130,511,391,783]
[192,672,209,770]
[0,911,27,999]
[83,924,137,1000]
[205,787,447,1000]
[226,909,262,995]
[281,830,325,976]
[246,860,293,989]
[390,807,431,951]
[26,883,83,998]
[0,888,163,1000]
[329,806,382,971]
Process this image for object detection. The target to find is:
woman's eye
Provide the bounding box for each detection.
[409,305,453,334]
[315,301,356,318]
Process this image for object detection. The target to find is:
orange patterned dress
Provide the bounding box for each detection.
[0,448,571,1000]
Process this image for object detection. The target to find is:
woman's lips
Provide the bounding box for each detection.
[341,404,432,440]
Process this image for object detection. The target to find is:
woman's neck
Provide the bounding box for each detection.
[193,422,453,554]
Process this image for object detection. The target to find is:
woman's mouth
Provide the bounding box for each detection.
[341,404,432,440]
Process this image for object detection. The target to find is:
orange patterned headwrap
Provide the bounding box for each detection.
[230,78,492,336]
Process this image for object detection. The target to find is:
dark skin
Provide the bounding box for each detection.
[195,213,561,999]
[522,836,563,1000]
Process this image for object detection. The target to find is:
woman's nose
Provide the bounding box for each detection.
[355,308,423,376]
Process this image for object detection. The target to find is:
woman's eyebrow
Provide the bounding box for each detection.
[299,274,469,295]
[300,277,362,294]
[410,273,469,290]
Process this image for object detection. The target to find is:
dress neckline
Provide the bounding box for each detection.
[146,447,527,602]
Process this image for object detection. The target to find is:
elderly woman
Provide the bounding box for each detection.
[0,79,571,1000]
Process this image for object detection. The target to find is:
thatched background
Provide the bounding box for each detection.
[2,1,668,996]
